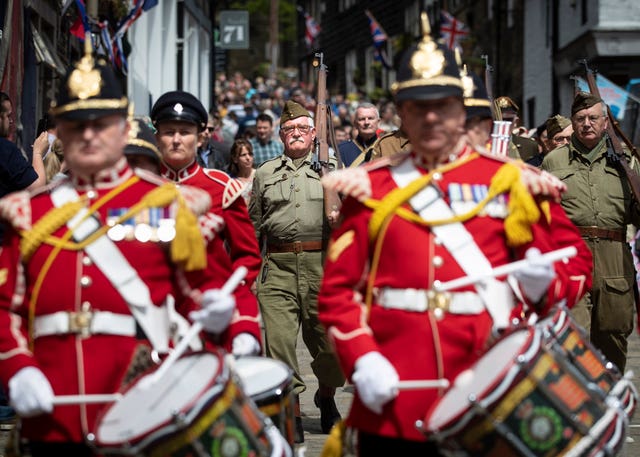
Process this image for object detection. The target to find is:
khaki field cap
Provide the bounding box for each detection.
[390,12,463,103]
[571,91,603,116]
[546,115,571,139]
[280,100,311,126]
[50,34,128,120]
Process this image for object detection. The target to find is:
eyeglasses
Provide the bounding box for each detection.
[573,114,605,124]
[552,135,571,144]
[281,124,312,135]
[206,127,215,132]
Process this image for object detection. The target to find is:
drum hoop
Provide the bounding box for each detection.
[426,329,539,437]
[93,352,226,451]
[147,381,240,457]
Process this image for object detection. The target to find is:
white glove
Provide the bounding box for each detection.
[232,333,261,357]
[352,351,399,414]
[9,367,54,417]
[510,247,556,303]
[189,289,236,334]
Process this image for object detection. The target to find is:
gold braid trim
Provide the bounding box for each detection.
[364,160,540,247]
[21,182,207,270]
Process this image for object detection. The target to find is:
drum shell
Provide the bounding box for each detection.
[92,351,276,457]
[421,328,627,456]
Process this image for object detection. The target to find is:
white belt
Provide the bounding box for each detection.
[377,288,485,314]
[33,311,137,338]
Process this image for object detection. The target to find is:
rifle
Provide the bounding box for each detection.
[581,60,640,205]
[312,52,342,227]
[481,54,499,120]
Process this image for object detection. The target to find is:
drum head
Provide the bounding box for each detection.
[95,352,221,445]
[234,356,292,400]
[426,329,531,431]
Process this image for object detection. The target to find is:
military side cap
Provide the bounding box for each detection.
[462,69,492,120]
[150,90,208,130]
[391,12,463,103]
[280,100,311,126]
[546,114,571,139]
[50,37,128,120]
[495,96,519,115]
[125,117,161,164]
[571,91,603,116]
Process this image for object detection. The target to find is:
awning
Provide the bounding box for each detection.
[32,24,67,75]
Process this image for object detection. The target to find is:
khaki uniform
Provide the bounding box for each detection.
[542,135,640,371]
[370,129,412,161]
[249,152,345,394]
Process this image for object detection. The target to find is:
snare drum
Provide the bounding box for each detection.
[421,327,627,457]
[92,351,290,457]
[233,356,295,446]
[538,306,638,418]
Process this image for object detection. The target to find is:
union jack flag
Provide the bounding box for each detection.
[440,10,469,51]
[304,12,321,49]
[365,10,392,69]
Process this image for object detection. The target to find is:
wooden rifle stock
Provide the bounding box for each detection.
[581,60,640,205]
[313,52,342,227]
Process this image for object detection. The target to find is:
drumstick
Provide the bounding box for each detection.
[53,393,123,405]
[141,266,248,389]
[433,246,577,292]
[397,379,450,390]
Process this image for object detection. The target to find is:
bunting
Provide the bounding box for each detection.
[365,10,392,70]
[440,10,469,51]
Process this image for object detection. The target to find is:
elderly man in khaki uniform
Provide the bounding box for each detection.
[249,101,345,443]
[542,91,640,372]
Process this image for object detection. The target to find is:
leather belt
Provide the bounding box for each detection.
[267,240,324,253]
[577,226,626,242]
[33,311,137,339]
[376,288,486,315]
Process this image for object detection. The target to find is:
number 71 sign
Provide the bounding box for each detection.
[219,11,249,50]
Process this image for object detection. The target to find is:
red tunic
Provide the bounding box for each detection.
[318,151,592,441]
[161,161,262,351]
[0,161,233,443]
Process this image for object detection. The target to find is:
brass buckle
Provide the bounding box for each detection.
[293,241,303,254]
[426,290,452,320]
[68,304,93,338]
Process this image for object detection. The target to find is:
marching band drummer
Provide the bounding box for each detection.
[0,47,242,456]
[151,90,263,357]
[317,13,592,456]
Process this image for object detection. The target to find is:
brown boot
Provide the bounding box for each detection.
[314,385,341,434]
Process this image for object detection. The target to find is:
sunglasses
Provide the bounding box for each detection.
[206,126,215,132]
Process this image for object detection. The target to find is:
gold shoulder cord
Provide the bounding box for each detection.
[361,158,540,315]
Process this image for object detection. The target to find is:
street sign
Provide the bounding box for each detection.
[219,10,249,50]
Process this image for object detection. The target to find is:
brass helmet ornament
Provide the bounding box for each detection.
[391,12,463,102]
[50,33,129,120]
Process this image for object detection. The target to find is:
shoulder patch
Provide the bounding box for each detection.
[0,191,32,231]
[135,168,169,186]
[321,167,372,202]
[222,178,246,209]
[178,184,212,216]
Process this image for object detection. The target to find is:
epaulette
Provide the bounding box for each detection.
[202,169,245,209]
[322,167,372,202]
[178,184,212,216]
[202,168,231,187]
[0,190,32,231]
[135,167,170,186]
[474,151,565,202]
